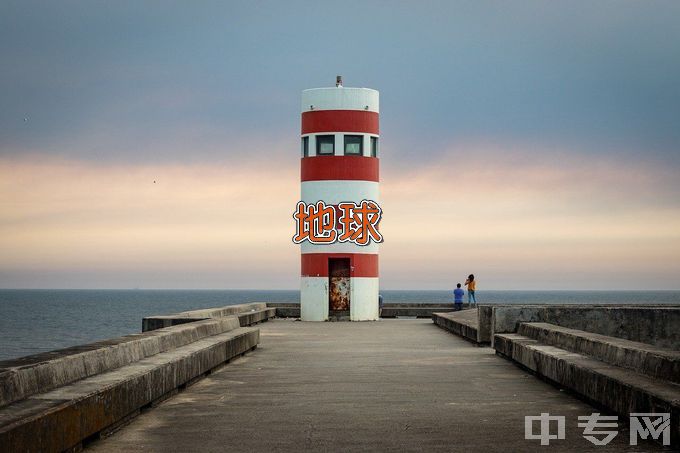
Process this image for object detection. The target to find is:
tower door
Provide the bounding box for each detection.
[328,258,350,312]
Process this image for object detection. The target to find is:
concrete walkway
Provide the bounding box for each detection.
[90,319,663,452]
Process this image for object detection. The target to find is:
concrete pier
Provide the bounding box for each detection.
[433,305,680,448]
[90,319,663,452]
[0,305,268,452]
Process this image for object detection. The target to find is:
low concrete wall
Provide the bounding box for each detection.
[477,305,493,343]
[495,332,680,448]
[489,306,543,345]
[143,302,269,331]
[540,306,680,349]
[432,311,480,344]
[0,317,260,452]
[485,305,680,349]
[385,303,463,308]
[237,307,277,326]
[0,317,241,408]
[265,303,472,319]
[267,302,300,318]
[382,303,470,318]
[518,322,680,383]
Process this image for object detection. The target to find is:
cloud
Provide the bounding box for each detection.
[379,143,680,289]
[1,144,679,289]
[2,1,680,165]
[0,156,299,288]
[1,3,679,288]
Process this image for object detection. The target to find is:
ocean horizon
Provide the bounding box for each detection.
[1,289,679,361]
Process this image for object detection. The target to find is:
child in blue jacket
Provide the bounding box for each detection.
[453,283,464,311]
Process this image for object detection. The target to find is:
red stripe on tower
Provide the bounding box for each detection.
[301,156,379,182]
[301,110,379,135]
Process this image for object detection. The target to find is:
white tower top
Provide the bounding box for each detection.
[301,79,379,113]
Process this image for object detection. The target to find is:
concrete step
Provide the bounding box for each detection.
[0,326,259,453]
[432,310,481,344]
[518,322,680,384]
[142,302,269,331]
[237,307,277,326]
[266,302,300,318]
[382,304,471,318]
[265,303,474,319]
[495,333,680,448]
[0,316,242,408]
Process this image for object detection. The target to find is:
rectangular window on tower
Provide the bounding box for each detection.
[344,135,363,155]
[301,136,309,157]
[370,137,379,157]
[316,135,335,155]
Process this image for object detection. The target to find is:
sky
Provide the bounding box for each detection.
[1,1,679,290]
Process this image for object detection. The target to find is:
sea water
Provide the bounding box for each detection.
[0,289,678,361]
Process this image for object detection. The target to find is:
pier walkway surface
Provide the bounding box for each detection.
[90,319,663,452]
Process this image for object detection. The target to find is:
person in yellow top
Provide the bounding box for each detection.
[464,274,477,305]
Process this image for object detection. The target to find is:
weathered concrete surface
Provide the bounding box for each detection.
[489,305,543,339]
[477,305,493,343]
[267,302,300,318]
[488,305,680,349]
[142,303,270,332]
[0,317,241,408]
[0,326,259,453]
[519,322,680,383]
[90,319,663,452]
[237,308,277,327]
[432,310,481,344]
[495,332,680,448]
[266,302,474,319]
[382,303,472,318]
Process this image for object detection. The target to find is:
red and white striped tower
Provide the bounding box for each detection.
[300,77,380,321]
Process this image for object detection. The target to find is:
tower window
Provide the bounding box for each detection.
[316,135,335,155]
[344,135,363,155]
[370,137,379,157]
[301,136,309,157]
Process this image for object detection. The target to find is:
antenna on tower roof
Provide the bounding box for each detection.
[336,75,343,87]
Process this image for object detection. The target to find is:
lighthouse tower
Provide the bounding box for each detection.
[299,77,380,321]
